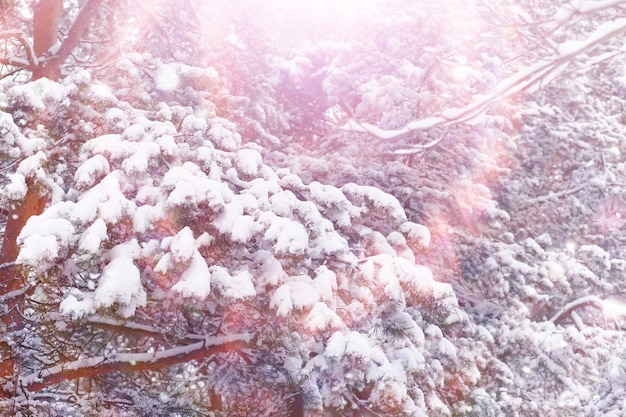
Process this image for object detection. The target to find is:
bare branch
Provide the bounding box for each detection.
[55,0,106,60]
[0,29,36,70]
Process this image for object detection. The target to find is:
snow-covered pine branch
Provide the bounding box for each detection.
[550,295,604,324]
[340,16,626,140]
[11,333,253,394]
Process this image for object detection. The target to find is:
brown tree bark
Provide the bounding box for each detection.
[32,0,63,80]
[31,0,106,81]
[33,0,63,57]
[0,182,48,382]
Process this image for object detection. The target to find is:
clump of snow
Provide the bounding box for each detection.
[306,302,344,331]
[171,251,211,298]
[78,172,136,225]
[399,221,431,249]
[308,181,356,227]
[105,108,126,127]
[17,235,60,270]
[9,77,70,111]
[313,266,337,303]
[214,201,262,243]
[543,260,567,285]
[211,267,256,299]
[168,226,196,263]
[155,64,180,91]
[342,183,407,223]
[360,254,451,304]
[344,331,372,360]
[270,276,320,316]
[260,212,309,255]
[181,114,208,136]
[283,356,303,380]
[156,134,177,156]
[123,123,146,142]
[74,154,110,189]
[121,150,148,175]
[17,217,76,270]
[78,219,108,254]
[310,228,351,260]
[387,231,415,262]
[67,68,91,86]
[325,331,347,360]
[94,240,146,318]
[161,162,233,209]
[5,173,27,200]
[269,190,296,217]
[253,250,284,287]
[236,148,263,177]
[17,151,48,181]
[208,119,241,151]
[60,290,95,319]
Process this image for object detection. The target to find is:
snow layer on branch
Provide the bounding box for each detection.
[253,250,285,287]
[236,148,263,177]
[360,254,450,303]
[308,181,357,227]
[306,302,344,332]
[214,200,262,243]
[399,221,431,248]
[0,111,45,157]
[76,171,136,225]
[342,182,407,224]
[325,331,347,360]
[9,77,71,110]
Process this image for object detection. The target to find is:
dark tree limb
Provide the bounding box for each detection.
[3,333,253,396]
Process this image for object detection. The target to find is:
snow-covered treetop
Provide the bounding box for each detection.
[0,49,497,415]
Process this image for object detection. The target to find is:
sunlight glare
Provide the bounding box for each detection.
[265,0,371,27]
[155,65,180,92]
[602,295,626,320]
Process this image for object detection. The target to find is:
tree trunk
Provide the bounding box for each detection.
[0,182,48,383]
[31,0,106,81]
[0,0,61,382]
[32,0,63,81]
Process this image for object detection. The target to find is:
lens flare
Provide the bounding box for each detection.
[602,295,626,321]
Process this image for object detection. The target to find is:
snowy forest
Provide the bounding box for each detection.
[2,0,626,415]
